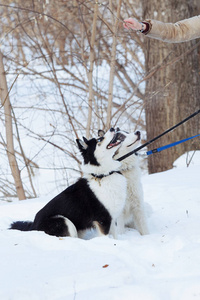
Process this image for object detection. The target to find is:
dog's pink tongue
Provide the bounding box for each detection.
[108,141,120,149]
[108,143,115,148]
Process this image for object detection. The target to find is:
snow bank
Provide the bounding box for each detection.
[0,158,200,300]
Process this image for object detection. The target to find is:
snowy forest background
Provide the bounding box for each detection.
[1,2,200,299]
[0,0,200,201]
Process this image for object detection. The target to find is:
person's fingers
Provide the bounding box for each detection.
[123,22,130,29]
[124,18,134,24]
[123,18,137,30]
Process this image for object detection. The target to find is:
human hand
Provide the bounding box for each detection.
[123,18,144,31]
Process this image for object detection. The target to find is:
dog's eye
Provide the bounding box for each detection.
[96,137,104,143]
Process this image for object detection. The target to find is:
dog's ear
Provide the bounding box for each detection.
[82,137,88,144]
[76,139,88,151]
[98,130,105,137]
[116,127,120,132]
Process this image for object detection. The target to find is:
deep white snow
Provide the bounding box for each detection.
[0,153,200,300]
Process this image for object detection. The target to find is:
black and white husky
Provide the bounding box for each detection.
[114,129,149,235]
[10,128,127,238]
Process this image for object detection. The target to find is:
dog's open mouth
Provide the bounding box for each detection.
[127,131,141,147]
[106,132,125,149]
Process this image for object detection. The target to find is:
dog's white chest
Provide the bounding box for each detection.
[88,174,127,219]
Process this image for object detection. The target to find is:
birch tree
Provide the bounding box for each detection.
[0,51,26,200]
[106,0,122,130]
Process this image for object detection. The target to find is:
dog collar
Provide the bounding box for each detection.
[91,170,122,180]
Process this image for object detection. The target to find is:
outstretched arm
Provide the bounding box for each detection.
[124,16,200,43]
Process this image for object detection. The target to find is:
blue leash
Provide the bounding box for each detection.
[117,109,200,162]
[146,134,200,156]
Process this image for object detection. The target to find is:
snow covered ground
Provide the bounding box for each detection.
[0,153,200,300]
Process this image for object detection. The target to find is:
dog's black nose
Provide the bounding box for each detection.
[110,128,115,132]
[135,131,141,139]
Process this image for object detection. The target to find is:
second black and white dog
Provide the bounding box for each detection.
[10,128,127,238]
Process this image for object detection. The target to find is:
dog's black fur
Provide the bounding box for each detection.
[10,138,112,237]
[11,178,111,236]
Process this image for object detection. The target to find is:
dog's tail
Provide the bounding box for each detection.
[10,221,33,231]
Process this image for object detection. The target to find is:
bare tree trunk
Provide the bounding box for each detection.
[86,2,98,138]
[0,51,26,200]
[142,0,200,173]
[106,0,122,130]
[11,107,37,198]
